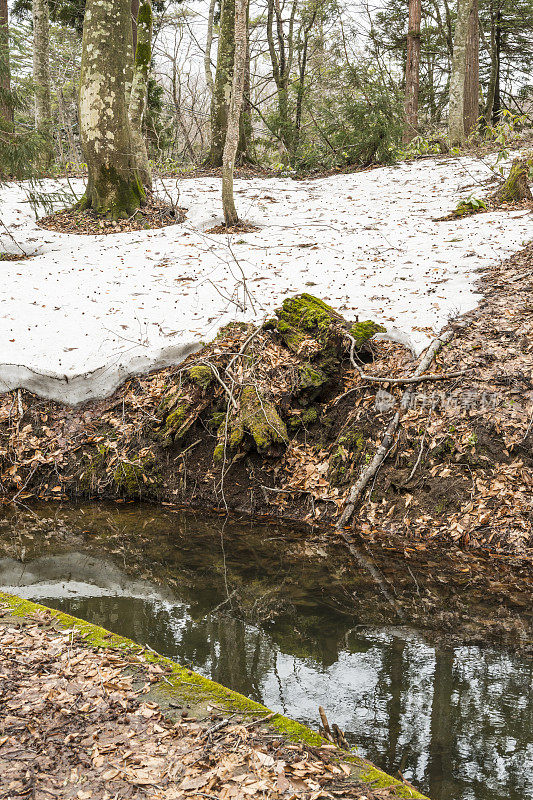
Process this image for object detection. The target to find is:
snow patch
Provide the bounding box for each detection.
[0,156,531,404]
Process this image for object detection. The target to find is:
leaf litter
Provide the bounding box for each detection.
[0,606,403,800]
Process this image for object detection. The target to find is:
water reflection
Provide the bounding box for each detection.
[0,506,531,800]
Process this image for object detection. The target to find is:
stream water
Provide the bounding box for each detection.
[0,503,530,800]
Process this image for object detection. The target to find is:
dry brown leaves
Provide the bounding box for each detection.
[205,222,260,235]
[38,197,186,235]
[0,608,397,800]
[0,253,29,261]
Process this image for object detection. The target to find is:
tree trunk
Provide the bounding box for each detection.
[483,1,498,125]
[404,0,421,143]
[0,2,11,123]
[129,0,153,190]
[294,7,317,156]
[32,0,52,132]
[58,86,80,167]
[0,0,12,124]
[204,0,216,97]
[131,0,140,53]
[222,0,247,226]
[207,0,235,167]
[448,0,475,146]
[463,0,479,136]
[492,157,533,203]
[492,5,502,123]
[237,9,253,164]
[78,0,145,219]
[266,0,296,158]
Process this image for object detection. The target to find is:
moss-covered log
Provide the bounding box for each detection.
[492,156,533,203]
[78,0,145,218]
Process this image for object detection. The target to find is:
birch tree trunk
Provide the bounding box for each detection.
[129,0,152,190]
[78,0,145,218]
[463,0,479,136]
[448,0,474,146]
[222,0,248,226]
[207,0,235,167]
[0,0,12,123]
[32,0,52,133]
[403,0,421,143]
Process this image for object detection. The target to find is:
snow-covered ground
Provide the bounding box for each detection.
[0,155,531,404]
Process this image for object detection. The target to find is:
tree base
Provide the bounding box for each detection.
[492,157,533,204]
[76,168,146,220]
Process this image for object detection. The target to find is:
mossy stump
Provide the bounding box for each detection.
[492,157,533,204]
[214,385,288,462]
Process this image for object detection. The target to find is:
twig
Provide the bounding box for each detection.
[200,713,236,741]
[337,330,454,527]
[178,439,202,457]
[319,706,332,739]
[241,711,276,728]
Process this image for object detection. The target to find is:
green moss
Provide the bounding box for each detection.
[187,365,213,389]
[213,443,225,462]
[493,157,533,203]
[240,385,288,452]
[357,766,423,797]
[165,404,187,430]
[350,320,386,348]
[277,294,341,343]
[137,2,152,28]
[298,363,327,392]
[112,450,158,497]
[91,164,145,220]
[301,406,318,425]
[135,41,151,68]
[288,405,319,430]
[0,592,427,799]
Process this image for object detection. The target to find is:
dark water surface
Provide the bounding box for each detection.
[0,504,530,800]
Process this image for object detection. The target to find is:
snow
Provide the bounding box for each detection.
[0,155,531,405]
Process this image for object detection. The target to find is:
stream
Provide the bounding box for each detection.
[0,503,530,800]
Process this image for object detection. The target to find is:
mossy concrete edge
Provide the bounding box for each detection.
[0,590,429,799]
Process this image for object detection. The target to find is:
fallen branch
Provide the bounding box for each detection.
[337,329,454,527]
[346,332,465,385]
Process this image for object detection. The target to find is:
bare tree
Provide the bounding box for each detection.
[463,0,479,136]
[404,0,421,143]
[32,0,52,132]
[448,0,475,145]
[205,0,216,97]
[222,0,248,226]
[266,0,298,157]
[129,0,153,190]
[0,0,12,123]
[208,0,235,166]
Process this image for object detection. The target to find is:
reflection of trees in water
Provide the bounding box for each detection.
[428,646,455,800]
[4,535,532,800]
[50,593,532,800]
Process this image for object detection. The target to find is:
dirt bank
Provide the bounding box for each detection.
[1,245,532,559]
